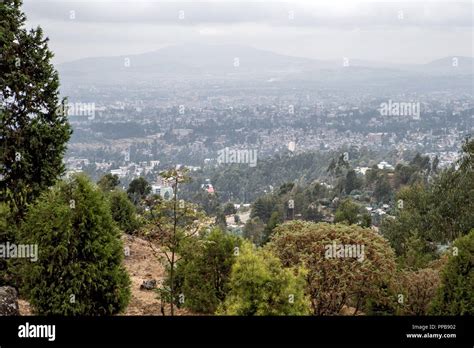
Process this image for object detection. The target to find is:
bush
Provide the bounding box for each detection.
[393,268,441,315]
[269,221,396,315]
[18,174,131,315]
[217,242,311,315]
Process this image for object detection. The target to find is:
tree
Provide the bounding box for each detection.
[374,174,392,203]
[262,211,283,244]
[251,195,277,224]
[334,198,360,225]
[430,230,474,315]
[398,232,433,270]
[429,139,474,242]
[381,184,433,257]
[217,242,311,315]
[382,139,474,257]
[223,202,237,215]
[97,173,120,192]
[173,228,242,313]
[108,190,139,234]
[17,174,130,315]
[144,168,205,316]
[215,208,227,230]
[0,0,72,221]
[243,217,265,245]
[345,169,360,195]
[127,177,151,205]
[270,221,396,315]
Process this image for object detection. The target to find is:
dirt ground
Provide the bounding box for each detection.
[122,234,192,316]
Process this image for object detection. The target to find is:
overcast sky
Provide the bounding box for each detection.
[23,0,473,64]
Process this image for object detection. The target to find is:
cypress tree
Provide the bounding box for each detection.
[18,174,131,315]
[0,0,71,221]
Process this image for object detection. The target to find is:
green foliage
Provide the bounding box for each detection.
[180,151,335,203]
[144,168,206,315]
[345,169,361,194]
[270,221,396,315]
[430,230,474,315]
[429,147,474,242]
[17,174,131,315]
[191,190,221,216]
[262,211,283,244]
[334,198,361,225]
[0,0,72,220]
[381,184,433,257]
[398,232,433,270]
[0,203,16,285]
[127,177,151,204]
[218,242,311,315]
[393,268,441,315]
[173,228,242,313]
[108,190,140,234]
[215,209,227,229]
[243,217,266,245]
[381,138,474,259]
[373,174,392,203]
[251,195,278,224]
[223,202,237,215]
[97,174,120,192]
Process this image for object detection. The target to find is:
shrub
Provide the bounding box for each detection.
[18,174,131,315]
[269,221,396,315]
[218,242,311,315]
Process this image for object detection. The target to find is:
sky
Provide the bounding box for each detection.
[22,0,473,65]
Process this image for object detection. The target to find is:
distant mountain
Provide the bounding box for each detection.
[422,56,474,74]
[56,44,473,87]
[58,44,331,83]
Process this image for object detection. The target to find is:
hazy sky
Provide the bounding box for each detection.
[23,0,473,64]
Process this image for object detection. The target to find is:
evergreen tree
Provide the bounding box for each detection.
[173,228,242,313]
[108,190,139,234]
[17,174,131,315]
[430,230,474,315]
[0,0,71,221]
[345,169,360,195]
[217,242,310,315]
[262,210,283,244]
[127,177,151,205]
[374,174,392,203]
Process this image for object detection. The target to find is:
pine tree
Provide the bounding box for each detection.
[0,0,71,221]
[18,174,131,315]
[108,190,139,234]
